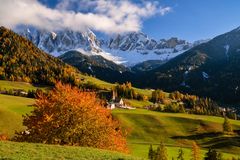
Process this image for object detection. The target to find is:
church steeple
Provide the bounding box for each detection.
[112,89,116,101]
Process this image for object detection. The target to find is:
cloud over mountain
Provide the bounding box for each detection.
[0,0,171,34]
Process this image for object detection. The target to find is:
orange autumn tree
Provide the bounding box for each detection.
[15,82,128,153]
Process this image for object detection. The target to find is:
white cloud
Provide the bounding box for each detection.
[0,0,171,34]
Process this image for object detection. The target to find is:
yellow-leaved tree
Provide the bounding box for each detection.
[15,82,128,153]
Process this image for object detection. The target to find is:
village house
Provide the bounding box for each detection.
[107,91,135,110]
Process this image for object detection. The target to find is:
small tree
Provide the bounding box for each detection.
[191,141,200,160]
[204,148,222,160]
[148,144,155,160]
[155,142,168,160]
[14,82,128,153]
[177,148,184,160]
[223,117,233,133]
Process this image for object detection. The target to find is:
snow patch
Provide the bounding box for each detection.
[202,72,209,79]
[88,66,93,73]
[235,86,239,91]
[51,32,57,40]
[224,45,230,58]
[103,47,187,66]
[75,48,123,64]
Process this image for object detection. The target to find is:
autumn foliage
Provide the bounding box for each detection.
[0,27,77,85]
[0,134,8,141]
[15,82,128,153]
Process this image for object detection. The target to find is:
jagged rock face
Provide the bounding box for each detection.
[108,32,192,54]
[19,28,102,56]
[19,27,193,55]
[18,27,207,66]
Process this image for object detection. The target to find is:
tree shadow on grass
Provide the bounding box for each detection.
[171,132,223,141]
[201,136,240,149]
[171,131,240,151]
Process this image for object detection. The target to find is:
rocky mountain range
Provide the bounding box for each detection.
[3,25,240,105]
[18,27,203,67]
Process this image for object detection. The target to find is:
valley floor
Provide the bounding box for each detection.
[1,91,240,159]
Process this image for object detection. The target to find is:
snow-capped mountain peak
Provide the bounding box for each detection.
[18,27,206,66]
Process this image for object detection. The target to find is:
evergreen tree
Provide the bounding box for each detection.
[148,144,155,160]
[223,117,233,133]
[177,148,184,160]
[191,141,200,160]
[204,148,222,160]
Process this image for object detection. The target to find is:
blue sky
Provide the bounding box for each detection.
[28,0,240,42]
[142,0,240,42]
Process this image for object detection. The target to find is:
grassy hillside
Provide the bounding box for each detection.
[77,74,153,98]
[112,109,240,159]
[125,99,153,108]
[1,94,240,158]
[0,80,49,91]
[0,141,141,160]
[0,94,34,137]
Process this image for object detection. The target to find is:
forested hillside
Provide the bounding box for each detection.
[138,27,240,104]
[0,26,78,85]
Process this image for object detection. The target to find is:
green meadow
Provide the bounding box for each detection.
[112,109,240,159]
[0,94,34,137]
[0,80,49,91]
[0,81,240,159]
[0,141,141,160]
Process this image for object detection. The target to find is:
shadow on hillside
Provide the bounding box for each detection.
[171,132,223,140]
[201,136,240,149]
[171,132,240,150]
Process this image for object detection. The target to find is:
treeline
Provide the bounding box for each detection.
[150,90,237,119]
[0,27,78,86]
[113,82,148,101]
[148,141,239,160]
[0,87,44,98]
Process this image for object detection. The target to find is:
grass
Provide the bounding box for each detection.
[0,141,142,160]
[128,143,238,159]
[0,94,34,137]
[112,109,240,159]
[133,88,153,98]
[1,84,240,159]
[78,74,115,90]
[0,80,49,91]
[78,74,153,97]
[125,99,153,108]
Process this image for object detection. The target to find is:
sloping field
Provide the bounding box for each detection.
[0,141,141,160]
[112,109,240,158]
